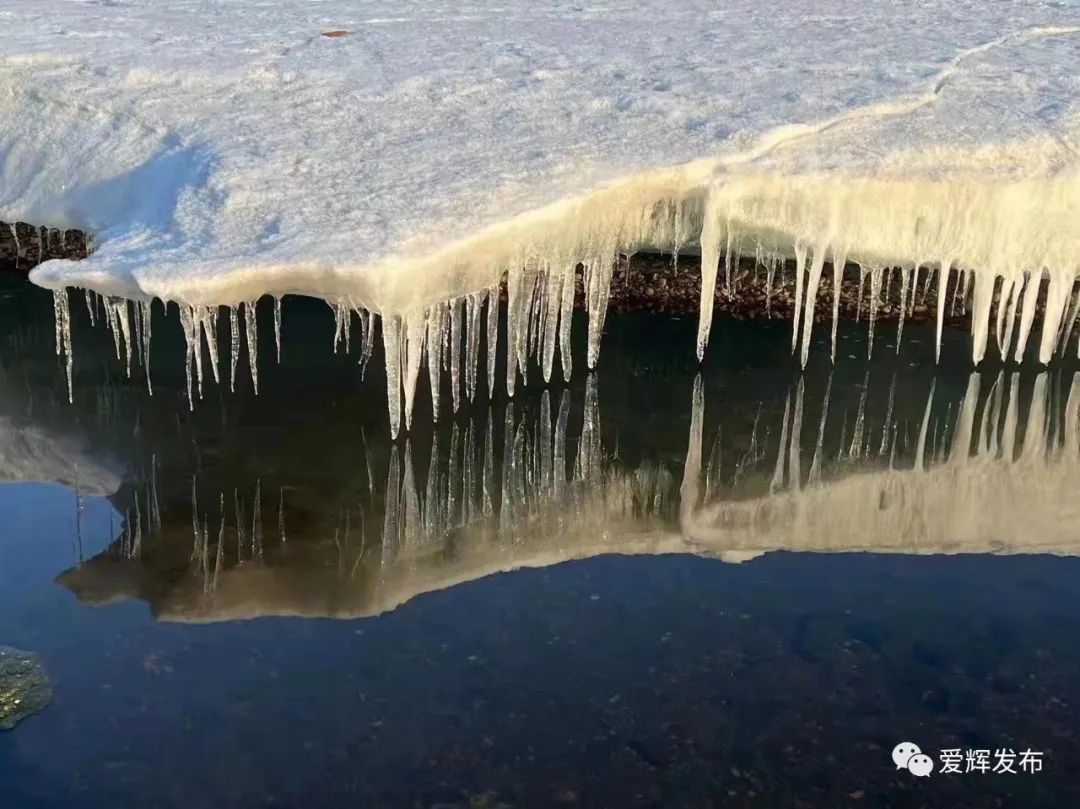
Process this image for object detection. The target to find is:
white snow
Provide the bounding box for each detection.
[2,1,1079,432]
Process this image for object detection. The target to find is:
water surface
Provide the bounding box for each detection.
[1,277,1079,807]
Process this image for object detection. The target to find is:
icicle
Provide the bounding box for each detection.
[201,306,221,385]
[895,267,910,352]
[273,296,283,363]
[505,269,525,396]
[935,260,951,363]
[1038,272,1071,364]
[854,267,866,322]
[527,266,545,363]
[724,230,737,294]
[1058,283,1080,358]
[790,241,808,355]
[179,304,196,409]
[383,315,403,438]
[866,268,883,359]
[9,223,20,265]
[558,265,575,382]
[996,275,1018,357]
[695,197,721,358]
[426,304,446,416]
[1012,271,1041,363]
[83,289,96,326]
[954,269,969,317]
[52,288,73,403]
[798,242,826,368]
[765,255,777,318]
[486,285,499,398]
[359,310,376,378]
[909,264,921,316]
[141,298,153,395]
[133,299,145,369]
[585,251,614,370]
[244,299,259,395]
[466,292,482,401]
[402,313,426,431]
[450,297,463,412]
[540,269,563,384]
[120,299,134,377]
[331,302,343,352]
[829,249,847,363]
[970,267,996,364]
[228,305,240,393]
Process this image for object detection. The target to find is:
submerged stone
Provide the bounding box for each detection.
[0,645,53,730]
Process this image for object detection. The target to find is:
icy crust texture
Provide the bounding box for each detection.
[1,2,1078,434]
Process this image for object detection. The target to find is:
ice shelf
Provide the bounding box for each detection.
[1,2,1077,433]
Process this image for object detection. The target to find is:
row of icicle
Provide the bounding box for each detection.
[50,231,1080,437]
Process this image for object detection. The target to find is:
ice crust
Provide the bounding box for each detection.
[1,2,1079,433]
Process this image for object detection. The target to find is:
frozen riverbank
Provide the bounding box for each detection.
[2,2,1078,432]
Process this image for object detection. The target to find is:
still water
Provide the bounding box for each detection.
[1,275,1080,808]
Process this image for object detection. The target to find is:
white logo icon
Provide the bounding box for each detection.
[908,753,935,777]
[893,742,934,776]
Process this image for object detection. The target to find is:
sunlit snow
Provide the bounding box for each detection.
[1,1,1078,433]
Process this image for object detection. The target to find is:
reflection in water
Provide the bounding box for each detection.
[51,358,1080,621]
[684,371,1080,558]
[57,376,679,621]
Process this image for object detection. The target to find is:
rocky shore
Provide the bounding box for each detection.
[0,221,90,273]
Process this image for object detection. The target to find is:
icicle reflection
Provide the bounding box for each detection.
[44,354,1080,622]
[57,377,678,621]
[682,370,1080,558]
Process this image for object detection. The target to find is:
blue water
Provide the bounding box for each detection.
[1,277,1079,807]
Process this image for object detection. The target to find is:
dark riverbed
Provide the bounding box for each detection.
[1,275,1080,808]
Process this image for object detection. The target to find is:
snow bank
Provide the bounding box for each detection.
[2,1,1078,432]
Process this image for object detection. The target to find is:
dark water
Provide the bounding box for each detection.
[2,275,1080,808]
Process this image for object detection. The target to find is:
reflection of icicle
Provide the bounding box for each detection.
[848,372,869,460]
[52,288,73,403]
[770,390,791,493]
[914,380,936,471]
[681,374,705,514]
[788,377,805,491]
[808,375,832,486]
[950,374,981,464]
[878,375,896,457]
